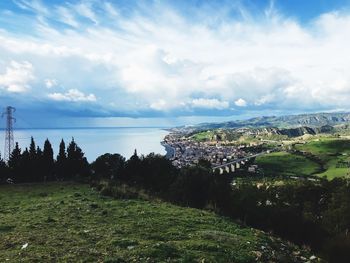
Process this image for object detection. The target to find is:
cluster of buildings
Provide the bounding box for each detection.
[163,132,254,169]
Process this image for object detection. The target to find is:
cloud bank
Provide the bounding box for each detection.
[48,89,96,102]
[0,0,350,119]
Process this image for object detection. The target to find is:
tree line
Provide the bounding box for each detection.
[0,137,89,183]
[91,152,350,263]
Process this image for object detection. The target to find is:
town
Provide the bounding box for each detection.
[162,131,270,173]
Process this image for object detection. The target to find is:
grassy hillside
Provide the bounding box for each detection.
[191,130,215,141]
[254,138,350,180]
[294,138,350,179]
[295,138,350,157]
[0,183,313,262]
[255,152,321,177]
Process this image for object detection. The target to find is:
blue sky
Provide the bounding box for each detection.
[1,0,350,127]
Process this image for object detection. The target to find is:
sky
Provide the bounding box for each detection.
[1,0,350,127]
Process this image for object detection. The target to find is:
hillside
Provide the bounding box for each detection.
[190,125,338,144]
[0,183,314,262]
[180,112,350,132]
[255,152,322,177]
[252,138,350,180]
[294,138,350,179]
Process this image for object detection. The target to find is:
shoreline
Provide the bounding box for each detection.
[161,141,175,159]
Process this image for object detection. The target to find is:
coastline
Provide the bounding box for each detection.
[3,127,168,162]
[161,141,175,159]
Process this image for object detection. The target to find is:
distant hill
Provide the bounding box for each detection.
[178,112,350,132]
[252,125,337,138]
[190,125,339,143]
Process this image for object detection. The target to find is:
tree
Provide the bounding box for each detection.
[55,139,67,180]
[209,172,233,213]
[42,139,54,181]
[91,153,125,180]
[197,159,212,169]
[169,165,213,208]
[21,148,30,183]
[25,137,43,182]
[29,137,36,160]
[35,146,44,182]
[66,138,90,179]
[0,153,9,184]
[8,142,22,182]
[123,149,142,184]
[140,153,177,192]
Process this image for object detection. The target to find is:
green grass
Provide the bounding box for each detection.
[0,183,311,262]
[191,131,215,142]
[255,152,321,177]
[255,138,350,180]
[295,138,350,179]
[295,138,350,158]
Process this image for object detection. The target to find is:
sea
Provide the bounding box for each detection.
[0,128,169,162]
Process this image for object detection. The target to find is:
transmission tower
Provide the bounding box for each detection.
[2,106,16,162]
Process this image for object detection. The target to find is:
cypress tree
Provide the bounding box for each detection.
[29,137,36,160]
[66,138,76,179]
[21,148,30,182]
[56,139,67,180]
[27,137,38,181]
[36,146,44,182]
[0,153,9,184]
[66,138,89,179]
[124,149,142,184]
[43,139,54,181]
[8,142,22,183]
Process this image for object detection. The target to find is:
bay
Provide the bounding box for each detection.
[0,128,168,162]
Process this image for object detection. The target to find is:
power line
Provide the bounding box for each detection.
[2,106,16,162]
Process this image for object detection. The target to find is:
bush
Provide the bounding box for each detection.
[325,235,350,263]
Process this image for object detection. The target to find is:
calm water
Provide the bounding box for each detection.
[0,128,168,162]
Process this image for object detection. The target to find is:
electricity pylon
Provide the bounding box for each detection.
[2,106,16,162]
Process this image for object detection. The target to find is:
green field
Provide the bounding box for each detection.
[255,138,350,179]
[0,183,311,262]
[191,130,215,141]
[295,138,350,158]
[255,152,321,177]
[294,138,350,179]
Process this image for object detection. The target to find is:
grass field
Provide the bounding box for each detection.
[254,138,350,180]
[0,183,311,262]
[255,152,321,177]
[294,138,350,179]
[294,138,350,159]
[191,131,215,142]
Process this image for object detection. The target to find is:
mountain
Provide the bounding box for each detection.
[252,125,337,137]
[179,112,350,132]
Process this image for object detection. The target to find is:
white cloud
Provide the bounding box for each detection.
[103,2,119,17]
[1,2,350,114]
[13,0,49,15]
[44,78,57,88]
[56,6,79,28]
[254,94,275,106]
[234,98,247,107]
[75,2,98,24]
[191,98,229,110]
[150,99,168,110]
[48,89,96,102]
[0,61,34,92]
